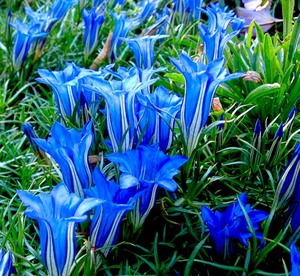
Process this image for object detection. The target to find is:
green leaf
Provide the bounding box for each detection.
[281,0,295,38]
[165,73,185,84]
[244,83,281,104]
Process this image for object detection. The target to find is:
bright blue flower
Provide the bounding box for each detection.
[173,0,203,21]
[107,144,188,230]
[36,62,108,120]
[290,242,300,276]
[124,35,168,69]
[9,19,47,71]
[137,0,161,23]
[82,7,105,59]
[110,11,141,61]
[84,168,143,256]
[48,0,79,23]
[137,86,182,151]
[0,248,16,276]
[17,183,103,276]
[201,192,268,257]
[34,121,94,197]
[170,53,243,156]
[199,3,245,62]
[83,70,156,152]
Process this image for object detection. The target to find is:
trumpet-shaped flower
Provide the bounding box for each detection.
[201,192,268,257]
[107,144,188,230]
[199,3,244,62]
[36,62,108,120]
[290,242,300,276]
[84,168,144,256]
[9,19,47,71]
[48,0,79,23]
[82,7,105,59]
[124,35,168,69]
[173,0,203,21]
[83,71,156,152]
[170,53,243,156]
[18,183,103,276]
[0,249,16,276]
[110,11,141,61]
[34,121,94,197]
[137,86,182,151]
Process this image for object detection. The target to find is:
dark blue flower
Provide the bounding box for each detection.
[201,192,268,257]
[170,53,243,156]
[290,242,300,276]
[17,183,103,276]
[84,168,143,256]
[107,144,188,230]
[0,248,16,276]
[34,121,94,197]
[9,19,47,71]
[82,7,105,59]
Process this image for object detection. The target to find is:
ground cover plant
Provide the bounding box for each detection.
[0,0,299,275]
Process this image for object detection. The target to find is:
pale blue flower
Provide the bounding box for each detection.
[82,7,105,59]
[107,144,188,231]
[34,121,94,197]
[202,192,268,257]
[170,53,243,156]
[17,183,103,276]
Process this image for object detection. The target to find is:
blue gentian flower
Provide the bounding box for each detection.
[82,7,105,59]
[9,19,47,71]
[36,62,108,120]
[170,53,243,156]
[276,142,300,210]
[290,242,300,276]
[17,183,103,276]
[0,248,16,276]
[48,0,79,23]
[137,0,161,23]
[201,192,268,257]
[173,0,203,21]
[199,3,245,62]
[84,168,144,256]
[124,35,168,69]
[83,71,156,152]
[107,144,188,231]
[137,86,182,151]
[266,123,283,166]
[250,119,262,171]
[34,121,94,197]
[110,11,141,61]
